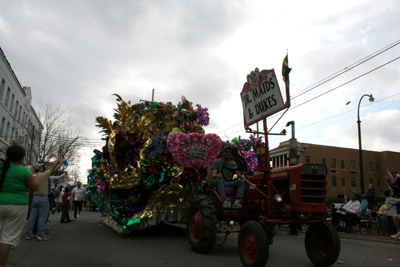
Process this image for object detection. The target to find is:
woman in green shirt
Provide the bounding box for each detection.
[0,145,38,267]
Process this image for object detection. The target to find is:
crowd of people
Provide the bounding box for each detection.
[0,144,87,267]
[328,167,400,239]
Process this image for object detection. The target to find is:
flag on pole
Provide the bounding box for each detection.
[282,53,289,83]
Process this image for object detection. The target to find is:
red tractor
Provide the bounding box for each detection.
[187,139,340,267]
[187,66,340,267]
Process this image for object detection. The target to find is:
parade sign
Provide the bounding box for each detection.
[241,68,285,128]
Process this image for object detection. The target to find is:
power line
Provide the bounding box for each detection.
[222,93,400,139]
[296,92,400,130]
[289,56,400,111]
[291,38,400,99]
[216,54,400,136]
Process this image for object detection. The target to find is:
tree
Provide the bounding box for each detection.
[32,100,86,183]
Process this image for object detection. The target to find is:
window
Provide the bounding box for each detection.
[18,106,22,121]
[377,164,380,171]
[5,88,10,108]
[332,176,336,187]
[368,162,373,171]
[0,79,5,102]
[350,160,355,171]
[369,179,373,185]
[14,101,19,116]
[0,117,5,137]
[341,160,345,169]
[341,177,346,187]
[331,158,336,169]
[305,156,310,163]
[10,94,15,112]
[5,122,10,142]
[377,180,381,187]
[10,127,14,143]
[322,158,326,165]
[351,178,356,187]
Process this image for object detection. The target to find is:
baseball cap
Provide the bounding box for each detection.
[222,142,233,152]
[32,163,44,171]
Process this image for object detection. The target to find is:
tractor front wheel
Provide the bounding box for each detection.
[187,195,218,253]
[305,222,340,267]
[238,220,269,267]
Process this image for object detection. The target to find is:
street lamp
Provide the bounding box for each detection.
[357,94,374,196]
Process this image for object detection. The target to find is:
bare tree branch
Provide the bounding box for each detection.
[32,100,85,183]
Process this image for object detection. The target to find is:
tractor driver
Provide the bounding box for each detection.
[211,143,245,209]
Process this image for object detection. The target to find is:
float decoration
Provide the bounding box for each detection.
[88,95,224,234]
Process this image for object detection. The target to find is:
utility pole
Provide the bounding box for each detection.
[286,121,297,166]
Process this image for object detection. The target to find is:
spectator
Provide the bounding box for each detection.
[385,167,400,196]
[49,172,66,214]
[378,204,389,235]
[332,192,362,233]
[55,185,64,213]
[385,188,400,240]
[363,184,375,210]
[326,203,337,220]
[0,145,38,267]
[25,153,64,241]
[71,181,87,220]
[385,167,400,214]
[287,224,302,236]
[60,187,72,223]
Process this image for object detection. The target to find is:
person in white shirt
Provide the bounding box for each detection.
[332,192,361,233]
[71,181,87,220]
[49,172,66,214]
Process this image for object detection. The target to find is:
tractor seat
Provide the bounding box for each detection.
[207,167,237,195]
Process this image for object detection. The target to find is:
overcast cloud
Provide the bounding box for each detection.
[1,0,399,179]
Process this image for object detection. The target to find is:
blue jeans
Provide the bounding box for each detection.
[26,195,49,237]
[212,178,245,202]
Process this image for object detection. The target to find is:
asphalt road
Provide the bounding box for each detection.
[8,210,400,267]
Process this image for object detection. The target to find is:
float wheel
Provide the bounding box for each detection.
[187,195,218,253]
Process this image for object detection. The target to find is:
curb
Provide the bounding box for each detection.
[279,226,400,245]
[337,232,400,245]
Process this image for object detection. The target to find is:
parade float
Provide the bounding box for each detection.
[87,94,259,234]
[87,56,340,267]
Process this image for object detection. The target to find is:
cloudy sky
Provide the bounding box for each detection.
[1,0,399,180]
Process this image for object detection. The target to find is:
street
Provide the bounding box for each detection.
[8,210,400,267]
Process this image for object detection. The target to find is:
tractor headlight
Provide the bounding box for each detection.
[274,194,283,203]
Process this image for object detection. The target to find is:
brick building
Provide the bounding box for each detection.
[270,139,400,198]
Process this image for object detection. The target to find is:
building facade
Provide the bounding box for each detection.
[270,139,400,198]
[0,47,43,163]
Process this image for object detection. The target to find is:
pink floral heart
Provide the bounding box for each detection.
[167,132,224,169]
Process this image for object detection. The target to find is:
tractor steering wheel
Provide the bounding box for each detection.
[221,157,247,181]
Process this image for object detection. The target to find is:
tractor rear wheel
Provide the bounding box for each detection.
[238,220,269,267]
[187,194,218,253]
[305,222,340,267]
